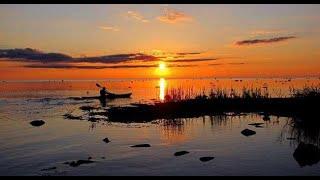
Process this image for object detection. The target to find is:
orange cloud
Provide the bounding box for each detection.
[157,7,192,24]
[126,11,149,23]
[99,26,119,32]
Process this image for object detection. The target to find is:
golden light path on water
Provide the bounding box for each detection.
[159,78,167,101]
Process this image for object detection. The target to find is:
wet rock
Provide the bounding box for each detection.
[30,120,45,127]
[130,144,151,148]
[255,125,264,128]
[64,160,95,167]
[63,113,82,120]
[293,142,320,167]
[248,123,264,126]
[80,106,98,111]
[241,129,256,136]
[174,151,190,156]
[200,157,215,162]
[103,138,110,143]
[40,167,57,171]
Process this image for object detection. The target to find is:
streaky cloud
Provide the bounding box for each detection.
[167,58,219,63]
[236,36,296,46]
[0,48,72,62]
[75,53,158,64]
[126,11,149,23]
[23,64,197,69]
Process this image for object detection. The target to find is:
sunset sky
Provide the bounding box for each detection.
[0,4,320,80]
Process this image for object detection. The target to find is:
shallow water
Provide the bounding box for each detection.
[0,78,320,176]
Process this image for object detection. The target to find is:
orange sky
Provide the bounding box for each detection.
[0,4,320,80]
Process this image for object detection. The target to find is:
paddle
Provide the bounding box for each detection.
[96,83,104,89]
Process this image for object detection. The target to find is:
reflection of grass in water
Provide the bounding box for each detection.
[280,116,320,148]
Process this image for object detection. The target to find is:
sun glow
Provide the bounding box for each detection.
[155,61,169,77]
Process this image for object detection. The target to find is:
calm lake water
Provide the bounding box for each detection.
[0,78,320,176]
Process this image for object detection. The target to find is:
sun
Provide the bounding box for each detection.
[155,61,169,77]
[159,62,166,70]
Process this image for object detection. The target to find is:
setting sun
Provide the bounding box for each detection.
[155,61,169,77]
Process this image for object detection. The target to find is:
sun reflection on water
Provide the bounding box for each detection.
[159,78,167,101]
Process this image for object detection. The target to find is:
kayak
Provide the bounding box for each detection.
[70,92,132,100]
[105,92,132,99]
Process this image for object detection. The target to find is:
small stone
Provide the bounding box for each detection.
[130,144,151,148]
[241,129,256,136]
[30,120,45,127]
[103,138,110,143]
[200,157,215,162]
[174,151,190,156]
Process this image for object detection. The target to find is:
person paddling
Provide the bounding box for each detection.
[100,87,107,99]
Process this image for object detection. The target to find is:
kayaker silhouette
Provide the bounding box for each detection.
[100,87,107,99]
[99,87,107,107]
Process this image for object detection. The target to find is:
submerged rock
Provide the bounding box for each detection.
[200,157,215,162]
[130,144,151,148]
[40,167,57,171]
[64,160,95,167]
[293,142,320,167]
[103,138,110,143]
[30,120,45,127]
[174,151,190,156]
[241,129,256,136]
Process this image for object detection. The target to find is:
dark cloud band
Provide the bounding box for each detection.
[236,36,296,46]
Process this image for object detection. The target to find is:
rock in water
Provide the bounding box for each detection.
[293,142,320,167]
[248,123,264,126]
[40,167,57,171]
[241,129,256,136]
[174,151,190,156]
[130,144,151,148]
[64,160,95,167]
[103,138,110,143]
[200,157,215,162]
[30,120,45,127]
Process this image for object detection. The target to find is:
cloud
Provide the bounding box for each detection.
[236,36,296,46]
[126,11,149,23]
[176,52,202,56]
[99,26,119,32]
[75,53,158,64]
[0,48,72,62]
[167,58,219,63]
[157,7,192,24]
[0,49,158,64]
[24,64,196,69]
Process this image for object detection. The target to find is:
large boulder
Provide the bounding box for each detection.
[174,151,190,156]
[293,142,320,167]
